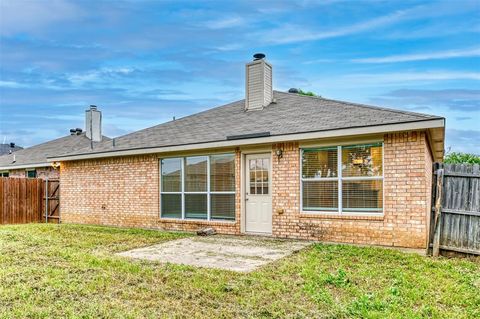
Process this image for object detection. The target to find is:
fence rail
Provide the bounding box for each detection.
[429,163,480,256]
[0,177,45,224]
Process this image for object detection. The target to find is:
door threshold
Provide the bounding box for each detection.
[243,231,273,237]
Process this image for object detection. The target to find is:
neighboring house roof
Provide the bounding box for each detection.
[0,133,110,170]
[0,144,23,156]
[51,91,444,161]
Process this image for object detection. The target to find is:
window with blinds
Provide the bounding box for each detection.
[301,143,383,214]
[160,154,236,221]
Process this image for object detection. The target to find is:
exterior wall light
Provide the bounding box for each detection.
[51,162,61,170]
[275,149,283,159]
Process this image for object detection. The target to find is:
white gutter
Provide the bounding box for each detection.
[49,118,445,162]
[0,162,51,170]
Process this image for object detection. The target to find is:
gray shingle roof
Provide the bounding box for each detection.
[0,144,23,156]
[56,91,443,157]
[0,134,110,168]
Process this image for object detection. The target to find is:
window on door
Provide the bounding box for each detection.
[248,158,269,195]
[301,143,383,214]
[0,171,9,177]
[160,154,236,221]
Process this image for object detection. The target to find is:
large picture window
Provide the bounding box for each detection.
[160,154,236,221]
[301,143,383,214]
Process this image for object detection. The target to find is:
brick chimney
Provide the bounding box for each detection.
[85,105,102,142]
[245,53,273,111]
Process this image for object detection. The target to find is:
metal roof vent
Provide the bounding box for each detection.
[253,53,266,61]
[76,128,83,135]
[70,128,76,135]
[9,142,15,148]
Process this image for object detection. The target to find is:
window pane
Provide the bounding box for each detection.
[26,170,36,178]
[302,181,338,211]
[185,194,207,219]
[250,182,256,194]
[210,154,235,192]
[161,194,181,218]
[262,182,269,195]
[185,156,207,192]
[342,144,382,177]
[211,194,235,220]
[161,158,182,192]
[342,180,383,212]
[302,148,338,178]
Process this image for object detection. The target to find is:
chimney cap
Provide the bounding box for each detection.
[89,105,97,110]
[288,88,299,93]
[253,53,266,61]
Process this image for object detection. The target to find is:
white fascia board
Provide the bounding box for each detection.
[0,162,51,170]
[49,118,445,162]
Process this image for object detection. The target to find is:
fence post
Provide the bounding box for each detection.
[432,168,444,257]
[45,177,48,223]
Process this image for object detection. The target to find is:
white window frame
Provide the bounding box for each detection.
[300,143,384,216]
[160,154,236,221]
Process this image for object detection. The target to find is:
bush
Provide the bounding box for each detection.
[298,89,317,97]
[444,152,480,164]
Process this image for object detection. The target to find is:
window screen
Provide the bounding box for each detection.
[161,158,181,192]
[160,154,235,221]
[210,154,235,192]
[301,143,383,214]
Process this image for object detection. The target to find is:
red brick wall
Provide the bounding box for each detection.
[60,151,242,234]
[270,131,431,248]
[60,131,433,248]
[8,167,59,179]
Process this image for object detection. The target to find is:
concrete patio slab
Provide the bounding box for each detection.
[117,235,311,272]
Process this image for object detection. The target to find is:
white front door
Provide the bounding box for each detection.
[245,154,272,234]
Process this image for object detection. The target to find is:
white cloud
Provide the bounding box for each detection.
[66,67,135,86]
[204,16,245,29]
[254,6,419,45]
[0,0,81,36]
[352,47,480,63]
[344,71,480,84]
[0,80,26,88]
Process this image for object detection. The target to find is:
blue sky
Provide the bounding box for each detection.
[0,0,479,153]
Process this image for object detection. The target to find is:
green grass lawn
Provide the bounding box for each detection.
[0,224,478,319]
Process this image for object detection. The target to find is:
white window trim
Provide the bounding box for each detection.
[160,154,236,221]
[300,143,384,216]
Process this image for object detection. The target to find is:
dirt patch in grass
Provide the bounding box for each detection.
[0,224,478,318]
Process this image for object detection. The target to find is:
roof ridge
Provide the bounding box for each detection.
[274,90,439,119]
[0,134,111,160]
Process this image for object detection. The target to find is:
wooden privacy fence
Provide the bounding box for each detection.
[429,163,480,256]
[0,177,44,224]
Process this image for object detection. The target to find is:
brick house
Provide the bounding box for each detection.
[0,106,109,179]
[50,55,445,249]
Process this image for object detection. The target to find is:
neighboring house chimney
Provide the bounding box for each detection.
[245,53,273,111]
[85,105,102,142]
